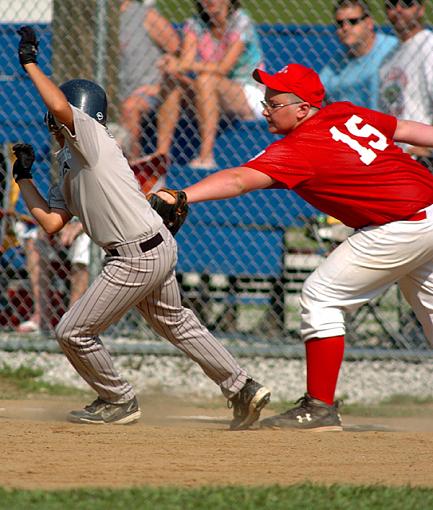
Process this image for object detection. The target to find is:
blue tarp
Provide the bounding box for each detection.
[0,23,342,275]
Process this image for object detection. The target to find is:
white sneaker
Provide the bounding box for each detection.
[17,319,41,334]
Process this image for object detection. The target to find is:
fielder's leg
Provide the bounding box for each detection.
[399,261,433,347]
[261,219,433,429]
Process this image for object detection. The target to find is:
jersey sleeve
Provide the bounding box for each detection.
[47,184,71,213]
[422,45,433,105]
[230,11,250,44]
[353,104,397,139]
[61,106,101,167]
[183,17,200,38]
[243,139,315,189]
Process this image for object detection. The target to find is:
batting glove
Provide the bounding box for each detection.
[17,26,39,69]
[12,143,35,181]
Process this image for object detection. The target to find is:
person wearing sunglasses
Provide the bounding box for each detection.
[320,0,398,109]
[380,0,433,171]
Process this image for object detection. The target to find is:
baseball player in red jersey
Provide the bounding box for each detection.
[160,62,433,431]
[13,26,271,429]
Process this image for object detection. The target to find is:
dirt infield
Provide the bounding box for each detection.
[1,395,433,490]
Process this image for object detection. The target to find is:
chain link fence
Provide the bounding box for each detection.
[1,0,432,356]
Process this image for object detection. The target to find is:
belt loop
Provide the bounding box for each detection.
[107,232,163,257]
[139,232,163,253]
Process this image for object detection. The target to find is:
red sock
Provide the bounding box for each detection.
[305,336,345,405]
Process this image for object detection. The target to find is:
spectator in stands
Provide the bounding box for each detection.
[15,225,41,333]
[154,0,264,169]
[380,0,433,171]
[16,223,91,334]
[320,0,398,109]
[119,0,180,162]
[58,221,90,306]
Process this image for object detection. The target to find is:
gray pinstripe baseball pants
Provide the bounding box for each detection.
[55,227,247,403]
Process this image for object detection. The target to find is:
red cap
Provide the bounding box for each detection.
[253,63,325,108]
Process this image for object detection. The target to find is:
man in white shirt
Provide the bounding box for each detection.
[380,0,433,170]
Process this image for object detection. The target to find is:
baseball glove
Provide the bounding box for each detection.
[147,188,188,236]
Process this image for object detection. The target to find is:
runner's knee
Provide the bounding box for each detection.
[55,312,88,348]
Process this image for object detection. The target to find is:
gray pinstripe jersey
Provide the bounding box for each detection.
[48,106,162,247]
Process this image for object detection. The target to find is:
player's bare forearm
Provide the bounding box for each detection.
[24,63,73,130]
[184,167,274,203]
[394,119,433,148]
[183,168,247,203]
[18,179,71,233]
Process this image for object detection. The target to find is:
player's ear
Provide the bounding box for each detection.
[297,102,311,120]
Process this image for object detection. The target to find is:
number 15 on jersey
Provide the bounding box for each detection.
[330,115,389,165]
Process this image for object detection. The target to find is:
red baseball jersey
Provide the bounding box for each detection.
[244,102,433,228]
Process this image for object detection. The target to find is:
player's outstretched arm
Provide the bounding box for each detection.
[394,119,433,148]
[13,144,71,234]
[183,167,275,204]
[17,26,74,132]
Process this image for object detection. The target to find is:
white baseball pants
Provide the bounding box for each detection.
[300,205,433,346]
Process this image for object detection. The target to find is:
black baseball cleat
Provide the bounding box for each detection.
[259,393,342,431]
[67,396,141,425]
[228,378,271,430]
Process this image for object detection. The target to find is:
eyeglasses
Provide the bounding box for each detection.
[385,0,419,8]
[335,14,368,28]
[260,99,303,113]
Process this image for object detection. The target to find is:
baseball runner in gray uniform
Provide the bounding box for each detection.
[14,26,270,428]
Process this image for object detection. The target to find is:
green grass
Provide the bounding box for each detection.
[1,484,433,510]
[159,0,336,24]
[158,0,433,25]
[0,364,88,398]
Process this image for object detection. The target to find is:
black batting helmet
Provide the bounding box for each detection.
[60,79,108,124]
